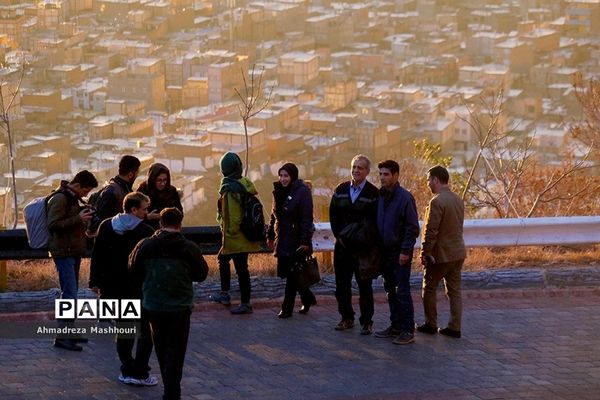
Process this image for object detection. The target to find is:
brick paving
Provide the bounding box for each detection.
[1,288,600,400]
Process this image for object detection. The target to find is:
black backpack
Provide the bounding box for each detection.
[240,193,266,242]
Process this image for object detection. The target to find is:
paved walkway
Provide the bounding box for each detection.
[1,288,600,400]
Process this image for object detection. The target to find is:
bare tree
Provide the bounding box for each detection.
[234,65,273,176]
[0,67,24,228]
[460,88,596,218]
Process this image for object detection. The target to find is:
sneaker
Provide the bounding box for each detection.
[393,332,415,345]
[210,292,231,306]
[416,323,437,335]
[53,338,82,351]
[374,326,401,338]
[360,323,373,335]
[438,327,461,338]
[334,319,354,331]
[230,303,253,314]
[119,374,159,386]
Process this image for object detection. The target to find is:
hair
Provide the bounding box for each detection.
[71,170,98,189]
[428,165,450,184]
[351,154,371,171]
[160,207,183,228]
[123,192,150,213]
[278,162,299,182]
[119,155,141,176]
[377,160,400,175]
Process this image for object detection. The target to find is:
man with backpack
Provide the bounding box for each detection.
[87,155,141,236]
[211,152,262,315]
[47,170,98,351]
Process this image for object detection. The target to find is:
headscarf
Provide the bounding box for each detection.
[219,152,245,194]
[274,162,299,214]
[278,163,299,182]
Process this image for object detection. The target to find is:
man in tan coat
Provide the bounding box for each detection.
[417,165,466,338]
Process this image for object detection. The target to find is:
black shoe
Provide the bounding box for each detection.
[277,310,292,319]
[54,339,82,351]
[416,323,437,335]
[72,337,89,343]
[438,327,461,338]
[298,298,316,314]
[360,323,373,335]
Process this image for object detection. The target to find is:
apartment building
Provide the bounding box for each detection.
[278,52,319,88]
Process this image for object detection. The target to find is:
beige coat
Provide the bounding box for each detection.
[421,187,466,263]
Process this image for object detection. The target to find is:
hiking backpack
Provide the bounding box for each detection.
[240,193,266,242]
[23,191,61,249]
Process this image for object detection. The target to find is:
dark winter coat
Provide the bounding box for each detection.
[267,179,313,277]
[46,181,87,258]
[89,215,154,299]
[377,182,420,256]
[136,163,183,230]
[129,230,208,312]
[90,175,133,232]
[329,180,379,244]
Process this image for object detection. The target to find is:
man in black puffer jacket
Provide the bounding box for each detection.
[129,208,208,400]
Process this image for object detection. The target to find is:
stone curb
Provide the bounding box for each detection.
[1,266,600,315]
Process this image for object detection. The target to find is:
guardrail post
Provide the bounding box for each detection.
[320,204,332,269]
[0,225,6,291]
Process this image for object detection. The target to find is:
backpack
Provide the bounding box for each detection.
[240,193,266,242]
[23,191,61,249]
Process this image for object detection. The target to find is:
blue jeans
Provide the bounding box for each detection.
[382,254,414,334]
[54,257,81,300]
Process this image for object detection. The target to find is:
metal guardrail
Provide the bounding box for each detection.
[1,217,599,260]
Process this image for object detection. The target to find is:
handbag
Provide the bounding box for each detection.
[291,255,321,289]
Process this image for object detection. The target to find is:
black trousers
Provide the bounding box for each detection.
[147,309,191,400]
[116,311,153,379]
[278,256,315,313]
[334,243,374,325]
[217,252,251,304]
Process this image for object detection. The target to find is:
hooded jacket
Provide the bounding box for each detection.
[46,180,87,258]
[129,230,209,312]
[136,163,183,230]
[89,213,154,298]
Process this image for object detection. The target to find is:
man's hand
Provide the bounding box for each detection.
[147,210,160,221]
[267,239,275,251]
[79,208,94,223]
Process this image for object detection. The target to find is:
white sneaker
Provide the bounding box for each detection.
[119,374,159,386]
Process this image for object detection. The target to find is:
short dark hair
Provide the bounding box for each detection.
[377,160,400,175]
[428,165,449,184]
[123,192,150,213]
[119,155,141,176]
[71,170,98,189]
[160,207,183,228]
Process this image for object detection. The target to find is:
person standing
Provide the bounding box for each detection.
[267,163,316,318]
[136,163,183,230]
[88,155,141,235]
[47,170,98,351]
[417,165,467,339]
[374,160,420,345]
[129,208,209,400]
[329,154,380,334]
[89,192,156,385]
[211,152,261,314]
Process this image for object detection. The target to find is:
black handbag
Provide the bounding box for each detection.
[291,255,321,289]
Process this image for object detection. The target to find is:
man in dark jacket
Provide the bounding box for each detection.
[47,170,98,351]
[88,155,141,235]
[329,154,379,334]
[129,208,208,400]
[90,192,156,386]
[374,160,420,345]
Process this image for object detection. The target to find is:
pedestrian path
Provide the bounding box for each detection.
[1,288,600,399]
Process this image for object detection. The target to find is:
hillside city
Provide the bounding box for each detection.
[0,0,599,225]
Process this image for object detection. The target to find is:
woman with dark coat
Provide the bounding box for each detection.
[267,163,316,318]
[136,163,183,230]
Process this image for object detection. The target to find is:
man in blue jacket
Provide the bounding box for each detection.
[374,160,420,345]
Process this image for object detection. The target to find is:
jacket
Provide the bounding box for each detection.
[421,187,467,264]
[377,182,420,256]
[136,163,183,230]
[217,176,262,255]
[89,214,154,298]
[46,181,87,258]
[91,175,133,232]
[129,230,209,312]
[267,179,313,258]
[329,180,379,243]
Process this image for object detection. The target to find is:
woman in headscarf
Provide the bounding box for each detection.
[212,152,262,315]
[267,162,316,318]
[136,163,183,230]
